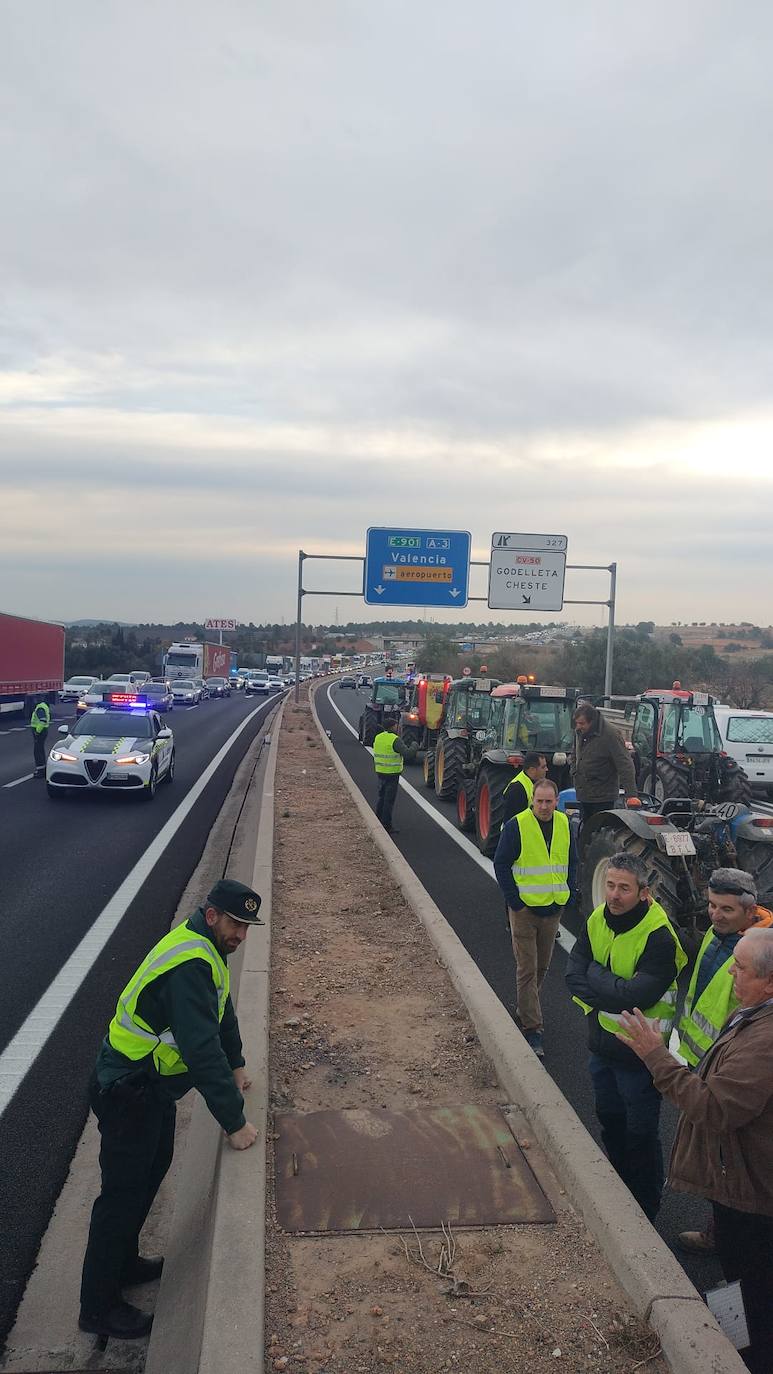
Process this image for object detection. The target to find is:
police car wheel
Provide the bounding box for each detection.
[144,765,158,800]
[163,749,175,784]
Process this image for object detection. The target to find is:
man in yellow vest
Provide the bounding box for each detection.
[30,697,51,777]
[566,852,686,1220]
[79,878,263,1341]
[373,711,415,835]
[493,779,571,1058]
[502,751,548,823]
[676,867,772,1256]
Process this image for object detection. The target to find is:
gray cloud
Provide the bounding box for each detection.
[1,1,772,627]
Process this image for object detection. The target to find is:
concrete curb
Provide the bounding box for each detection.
[310,686,745,1374]
[145,700,284,1374]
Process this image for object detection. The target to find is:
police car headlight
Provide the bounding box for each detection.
[50,749,77,762]
[116,752,151,765]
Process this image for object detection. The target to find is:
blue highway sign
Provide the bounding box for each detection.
[364,527,471,608]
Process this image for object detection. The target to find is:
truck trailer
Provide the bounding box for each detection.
[0,611,65,716]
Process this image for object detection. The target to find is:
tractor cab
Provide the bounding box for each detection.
[357,676,410,746]
[424,677,501,795]
[490,681,577,774]
[401,674,451,741]
[627,683,751,805]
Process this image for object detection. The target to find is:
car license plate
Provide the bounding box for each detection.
[658,831,696,857]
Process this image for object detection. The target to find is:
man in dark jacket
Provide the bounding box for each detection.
[571,704,637,823]
[620,929,773,1373]
[565,852,684,1220]
[79,878,262,1341]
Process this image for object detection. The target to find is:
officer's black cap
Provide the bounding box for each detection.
[206,877,264,925]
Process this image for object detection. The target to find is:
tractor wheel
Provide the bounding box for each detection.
[718,765,753,808]
[456,780,476,832]
[736,837,773,910]
[639,760,689,803]
[422,749,436,788]
[400,725,420,759]
[361,708,379,747]
[582,825,680,922]
[475,765,509,857]
[434,737,467,801]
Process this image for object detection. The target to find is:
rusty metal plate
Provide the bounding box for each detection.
[274,1104,554,1232]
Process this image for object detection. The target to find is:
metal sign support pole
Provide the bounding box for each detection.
[604,562,617,703]
[294,550,305,703]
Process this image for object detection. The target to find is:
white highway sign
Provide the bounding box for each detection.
[488,534,567,612]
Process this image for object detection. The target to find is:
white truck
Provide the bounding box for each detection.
[163,641,230,682]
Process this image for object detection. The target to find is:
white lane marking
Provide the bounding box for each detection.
[0,727,28,735]
[325,685,577,954]
[0,701,275,1117]
[3,773,34,789]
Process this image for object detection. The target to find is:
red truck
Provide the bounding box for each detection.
[0,611,65,717]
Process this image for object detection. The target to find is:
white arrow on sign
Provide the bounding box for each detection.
[449,588,460,598]
[374,585,385,595]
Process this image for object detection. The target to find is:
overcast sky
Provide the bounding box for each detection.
[2,1,772,629]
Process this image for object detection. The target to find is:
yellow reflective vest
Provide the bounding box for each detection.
[676,908,772,1066]
[513,808,570,908]
[31,701,51,733]
[573,901,687,1043]
[373,730,403,775]
[108,921,229,1077]
[504,769,534,807]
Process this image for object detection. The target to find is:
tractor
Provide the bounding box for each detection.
[423,676,502,796]
[456,680,579,857]
[357,676,411,746]
[579,794,773,946]
[625,684,752,806]
[398,674,452,763]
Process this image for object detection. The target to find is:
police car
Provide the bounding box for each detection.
[46,693,175,800]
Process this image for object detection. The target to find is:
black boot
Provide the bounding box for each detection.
[79,1301,153,1340]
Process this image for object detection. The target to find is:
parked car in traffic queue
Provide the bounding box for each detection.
[170,679,200,705]
[205,676,231,698]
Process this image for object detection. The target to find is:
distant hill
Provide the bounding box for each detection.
[61,619,133,628]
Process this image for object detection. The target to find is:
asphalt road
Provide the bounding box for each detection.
[0,689,282,1348]
[318,681,724,1298]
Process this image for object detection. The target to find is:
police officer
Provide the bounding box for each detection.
[30,697,51,777]
[493,779,571,1058]
[372,712,414,835]
[79,878,263,1341]
[566,853,686,1220]
[677,867,772,1255]
[502,751,548,823]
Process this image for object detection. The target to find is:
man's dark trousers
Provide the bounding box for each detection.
[32,730,48,773]
[80,1071,176,1316]
[589,1053,663,1221]
[712,1202,773,1372]
[375,773,400,832]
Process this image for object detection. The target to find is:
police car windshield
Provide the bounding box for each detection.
[74,711,153,738]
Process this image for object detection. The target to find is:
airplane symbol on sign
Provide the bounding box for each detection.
[383,567,397,579]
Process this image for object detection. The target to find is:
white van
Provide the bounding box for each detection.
[714,707,773,796]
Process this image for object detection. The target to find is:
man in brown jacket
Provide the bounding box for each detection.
[619,928,773,1373]
[571,704,637,824]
